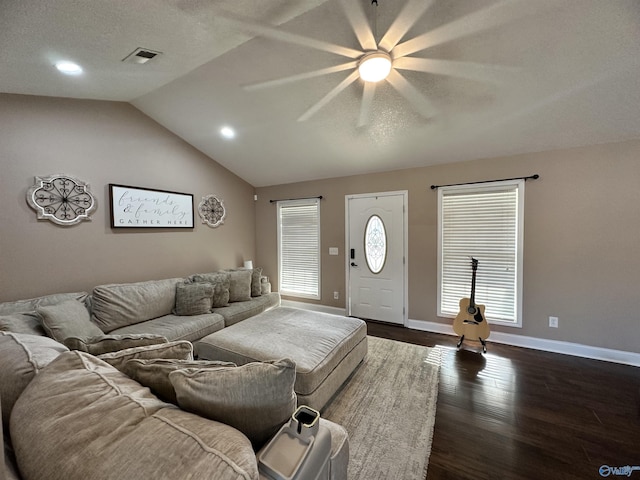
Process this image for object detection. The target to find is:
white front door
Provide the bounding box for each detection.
[346,192,407,325]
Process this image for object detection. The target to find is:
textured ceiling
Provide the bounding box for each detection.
[1,0,639,187]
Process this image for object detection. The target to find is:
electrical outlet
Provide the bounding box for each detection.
[549,316,559,328]
[334,291,339,300]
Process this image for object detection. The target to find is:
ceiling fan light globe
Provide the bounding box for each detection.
[358,52,392,83]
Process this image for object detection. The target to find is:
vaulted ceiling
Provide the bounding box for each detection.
[2,0,639,186]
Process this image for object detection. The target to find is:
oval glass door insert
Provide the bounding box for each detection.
[364,215,387,274]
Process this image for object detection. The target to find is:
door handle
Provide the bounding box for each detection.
[350,262,358,267]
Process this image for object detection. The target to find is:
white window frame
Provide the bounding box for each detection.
[277,198,321,300]
[437,180,524,327]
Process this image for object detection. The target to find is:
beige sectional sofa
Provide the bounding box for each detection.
[0,270,354,480]
[0,270,280,345]
[89,273,281,343]
[0,332,350,480]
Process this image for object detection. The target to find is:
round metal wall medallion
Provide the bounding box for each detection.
[198,194,226,227]
[26,174,97,226]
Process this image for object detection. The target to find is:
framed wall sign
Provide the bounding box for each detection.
[109,184,194,228]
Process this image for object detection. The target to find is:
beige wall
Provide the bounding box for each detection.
[0,94,256,301]
[2,92,638,354]
[256,139,640,354]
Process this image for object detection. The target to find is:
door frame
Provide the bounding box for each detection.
[344,190,409,326]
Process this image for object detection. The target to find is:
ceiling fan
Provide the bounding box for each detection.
[216,0,543,127]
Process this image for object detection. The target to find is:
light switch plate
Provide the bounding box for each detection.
[329,247,339,255]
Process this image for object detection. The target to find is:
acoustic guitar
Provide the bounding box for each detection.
[453,258,490,352]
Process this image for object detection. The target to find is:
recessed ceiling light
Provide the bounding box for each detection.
[55,61,83,76]
[220,126,236,139]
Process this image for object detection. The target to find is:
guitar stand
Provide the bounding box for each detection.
[456,335,488,354]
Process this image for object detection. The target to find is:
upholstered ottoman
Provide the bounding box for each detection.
[195,307,368,412]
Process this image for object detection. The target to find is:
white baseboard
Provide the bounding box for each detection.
[281,299,347,317]
[281,300,640,367]
[407,319,640,368]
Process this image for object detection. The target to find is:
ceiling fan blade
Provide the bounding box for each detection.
[393,0,552,58]
[337,0,377,51]
[218,11,362,59]
[385,70,437,119]
[298,70,360,122]
[357,82,377,128]
[378,0,436,52]
[394,57,518,84]
[244,61,358,91]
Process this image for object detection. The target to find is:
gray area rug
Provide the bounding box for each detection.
[323,336,441,480]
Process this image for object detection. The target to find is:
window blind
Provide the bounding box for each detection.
[277,199,321,299]
[438,181,523,324]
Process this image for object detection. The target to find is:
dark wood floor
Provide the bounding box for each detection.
[365,321,640,480]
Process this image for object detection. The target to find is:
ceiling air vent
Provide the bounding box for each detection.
[122,48,162,65]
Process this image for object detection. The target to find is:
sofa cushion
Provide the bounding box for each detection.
[10,351,258,480]
[0,332,67,430]
[37,299,103,342]
[63,333,168,355]
[0,313,44,336]
[213,292,281,327]
[3,398,25,480]
[3,435,21,480]
[97,340,193,371]
[173,282,213,316]
[190,272,231,307]
[122,358,236,404]
[109,312,225,343]
[170,358,297,450]
[91,278,183,333]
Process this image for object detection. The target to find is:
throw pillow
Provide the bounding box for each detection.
[169,358,297,450]
[0,312,46,336]
[122,358,236,404]
[251,267,263,297]
[97,340,193,371]
[190,272,230,307]
[173,282,214,316]
[211,282,230,308]
[225,269,252,303]
[37,299,104,343]
[63,334,168,355]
